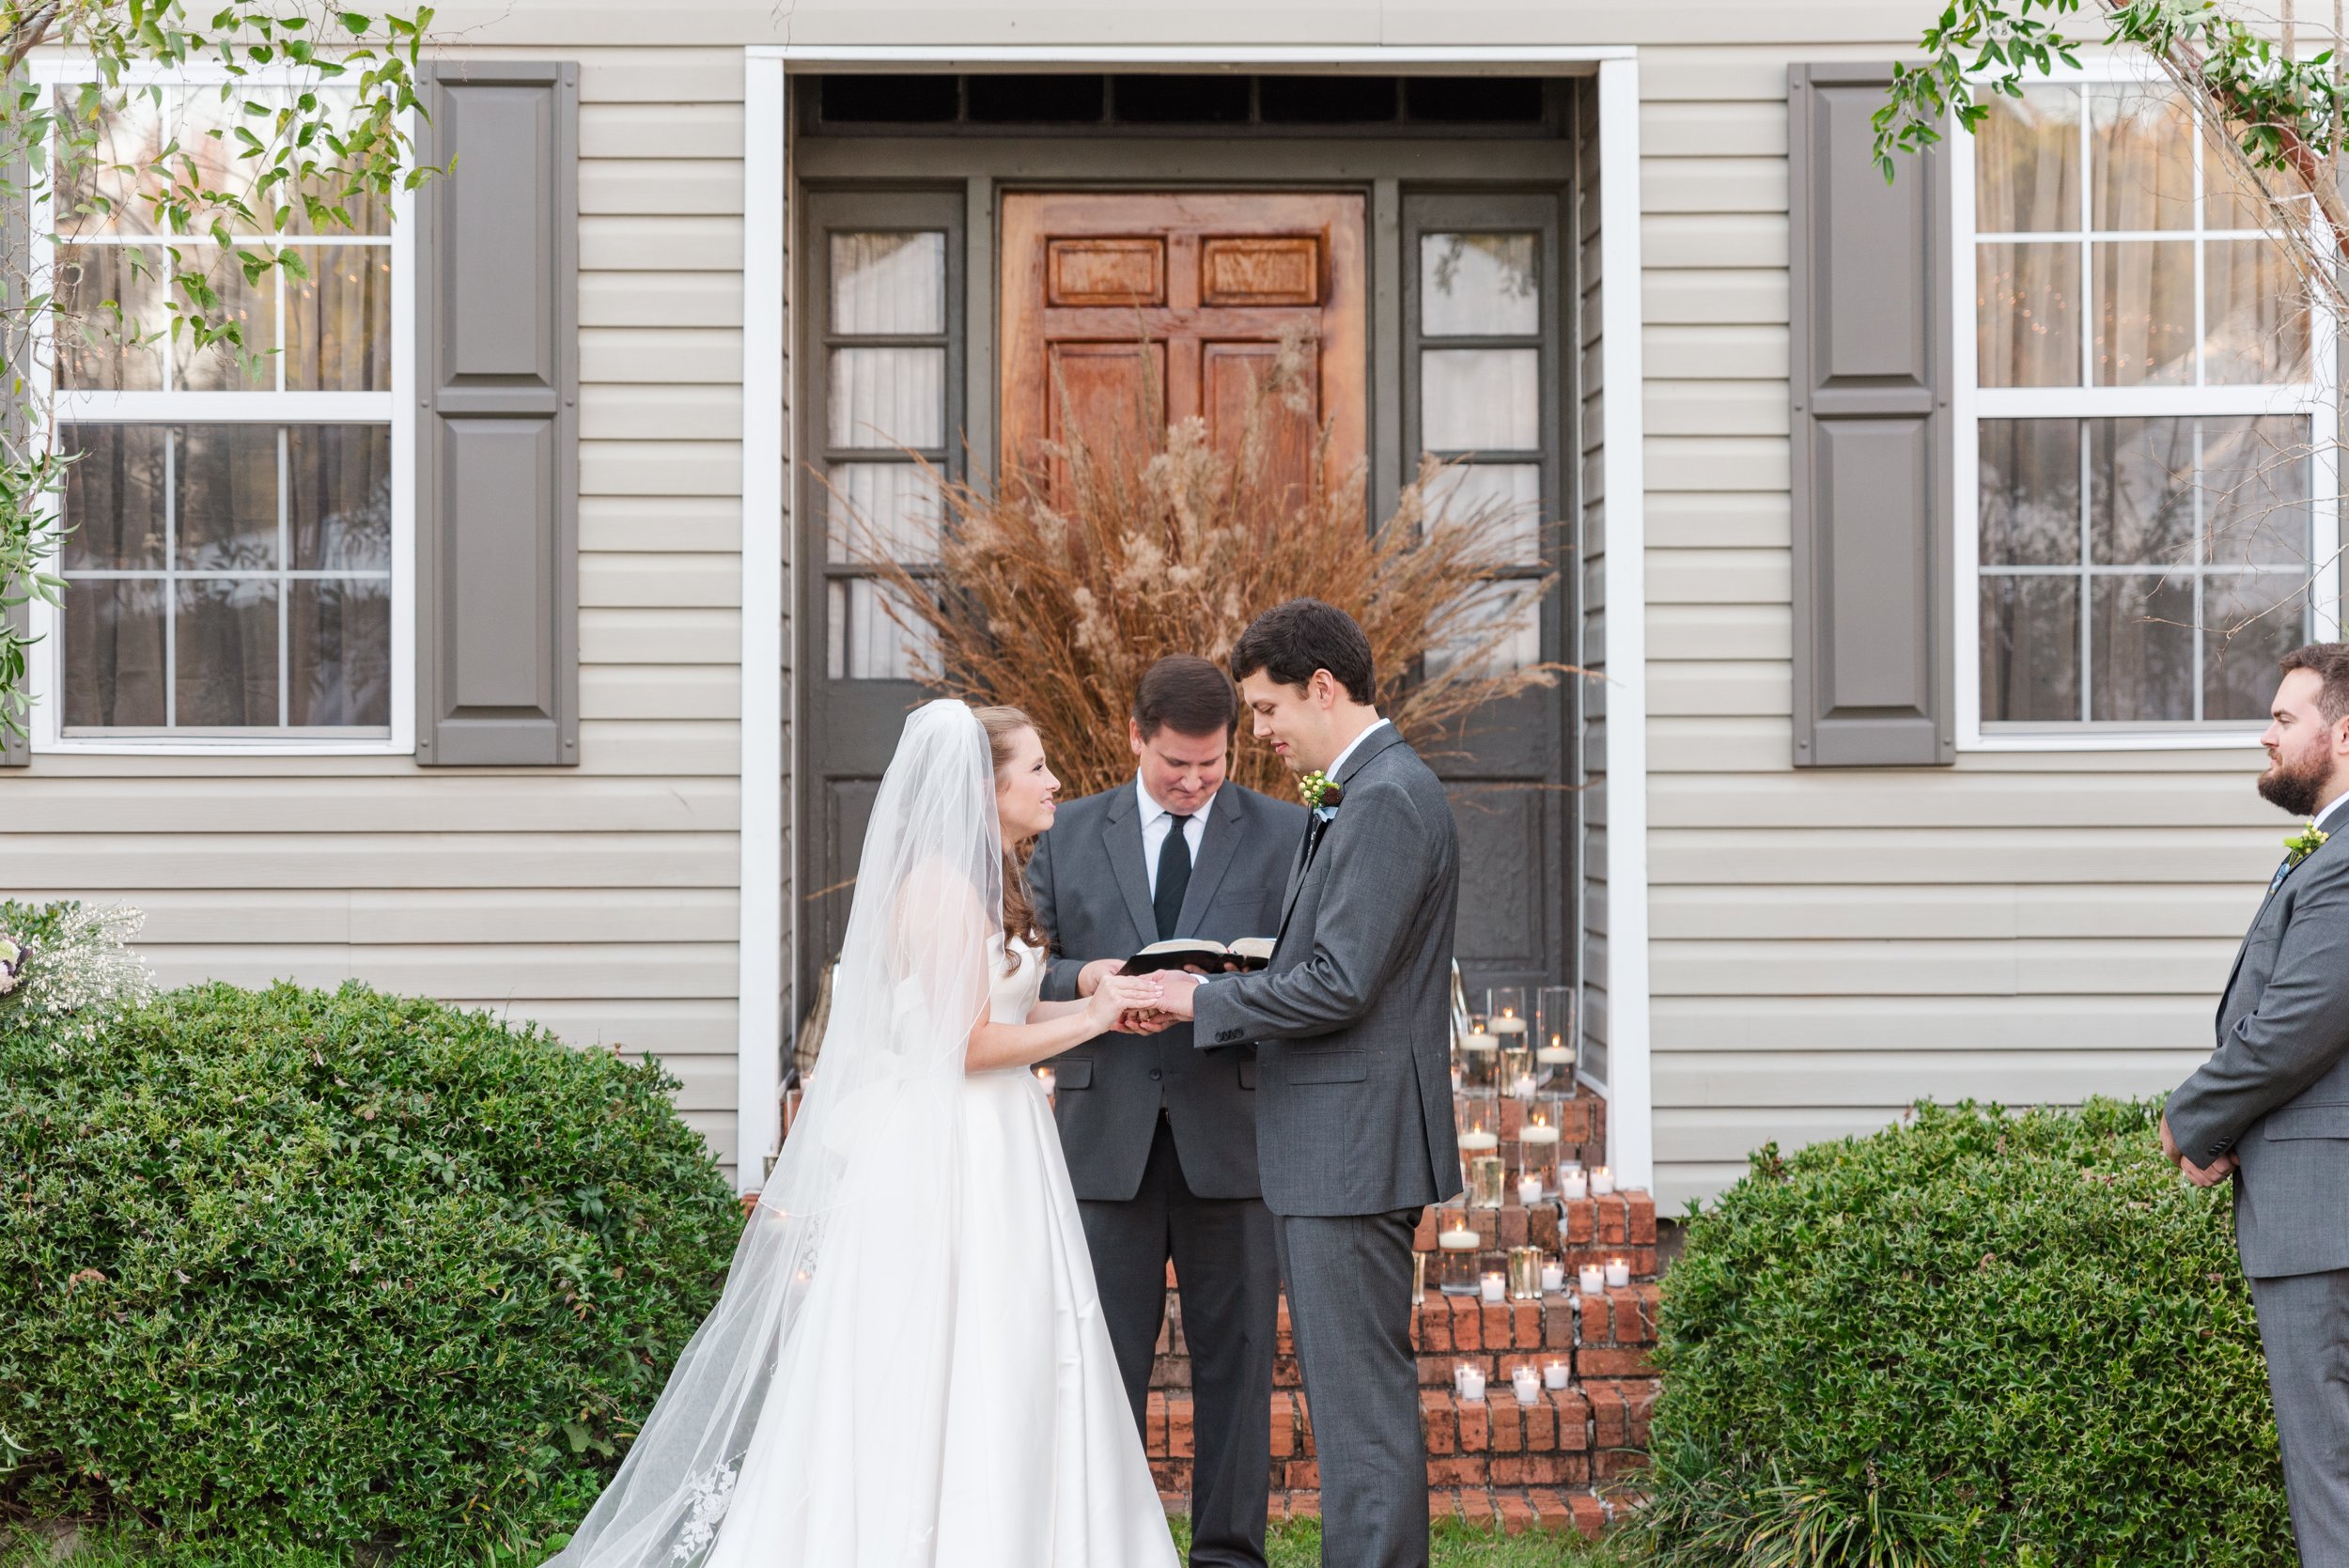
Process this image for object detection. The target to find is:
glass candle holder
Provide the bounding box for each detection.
[1501,1043,1534,1098]
[1455,1088,1501,1142]
[1507,1245,1545,1300]
[1456,1023,1500,1091]
[1467,1153,1507,1209]
[1559,1161,1589,1201]
[1486,987,1528,1044]
[1535,985,1576,1091]
[1438,1226,1483,1294]
[1517,1117,1562,1196]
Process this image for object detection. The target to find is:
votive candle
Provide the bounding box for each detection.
[1540,1259,1565,1293]
[1544,1359,1570,1390]
[1560,1165,1589,1201]
[1458,1365,1486,1403]
[1511,1365,1541,1405]
[1591,1165,1616,1196]
[1516,1172,1543,1206]
[1480,1271,1506,1304]
[1578,1263,1605,1296]
[1606,1257,1631,1289]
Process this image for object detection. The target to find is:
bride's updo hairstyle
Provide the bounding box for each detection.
[973,704,1050,965]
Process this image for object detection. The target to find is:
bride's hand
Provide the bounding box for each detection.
[1086,973,1161,1033]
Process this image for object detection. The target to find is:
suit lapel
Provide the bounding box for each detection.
[1174,785,1245,938]
[1273,726,1408,945]
[1102,785,1159,949]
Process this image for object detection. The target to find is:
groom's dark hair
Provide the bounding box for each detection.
[1229,598,1376,705]
[2281,642,2349,725]
[1134,654,1237,738]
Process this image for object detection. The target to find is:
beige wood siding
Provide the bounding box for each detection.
[5,44,754,1174]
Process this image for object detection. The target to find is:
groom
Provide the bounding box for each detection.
[1157,598,1461,1568]
[2166,642,2349,1561]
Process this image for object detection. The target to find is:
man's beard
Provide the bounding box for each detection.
[2261,746,2333,817]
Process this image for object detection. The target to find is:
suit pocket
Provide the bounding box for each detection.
[1285,1049,1368,1086]
[1238,1059,1256,1090]
[2263,1102,2349,1140]
[1054,1058,1095,1090]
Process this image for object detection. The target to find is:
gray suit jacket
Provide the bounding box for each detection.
[2169,819,2349,1278]
[1029,779,1308,1202]
[1191,726,1463,1219]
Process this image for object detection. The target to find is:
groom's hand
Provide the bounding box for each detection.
[2164,1111,2237,1186]
[1156,970,1203,1020]
[1075,957,1124,998]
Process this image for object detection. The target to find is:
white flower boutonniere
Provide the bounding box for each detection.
[2285,818,2329,869]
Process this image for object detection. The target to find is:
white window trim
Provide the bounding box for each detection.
[1950,56,2341,754]
[23,57,414,757]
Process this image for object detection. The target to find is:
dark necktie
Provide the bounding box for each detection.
[1154,814,1193,941]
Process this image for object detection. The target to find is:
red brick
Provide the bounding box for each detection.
[1146,1390,1168,1456]
[1421,1389,1455,1455]
[1449,1293,1483,1351]
[1286,1489,1320,1519]
[1499,1493,1536,1535]
[1627,1190,1657,1245]
[1268,1393,1296,1458]
[1412,1205,1438,1250]
[1166,1258,1178,1288]
[1459,1487,1500,1528]
[1557,1244,1657,1276]
[1283,1459,1319,1490]
[1587,1383,1627,1449]
[1595,1194,1629,1246]
[1426,1489,1453,1523]
[1168,1393,1195,1459]
[1567,1492,1607,1539]
[1298,1392,1316,1456]
[1430,1454,1487,1487]
[1274,1356,1302,1388]
[1499,1205,1530,1248]
[1520,1394,1558,1452]
[1594,1447,1649,1482]
[1275,1296,1294,1357]
[1419,1296,1452,1352]
[1561,1199,1595,1245]
[1526,1488,1572,1533]
[1550,1389,1592,1451]
[1528,1203,1562,1250]
[1633,1283,1661,1343]
[1489,1394,1523,1453]
[1457,1397,1490,1452]
[1479,1299,1511,1349]
[1543,1300,1577,1350]
[1510,1300,1542,1348]
[1471,1209,1499,1247]
[1578,1345,1656,1379]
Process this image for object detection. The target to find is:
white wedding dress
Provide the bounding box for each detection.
[699,937,1177,1567]
[546,700,1175,1568]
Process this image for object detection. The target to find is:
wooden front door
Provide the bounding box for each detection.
[999,192,1367,500]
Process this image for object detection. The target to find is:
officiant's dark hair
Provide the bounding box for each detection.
[1134,655,1237,739]
[1229,598,1376,705]
[2281,643,2349,725]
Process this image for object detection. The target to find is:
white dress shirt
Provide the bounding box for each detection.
[1319,715,1392,791]
[1137,773,1215,899]
[2319,790,2349,833]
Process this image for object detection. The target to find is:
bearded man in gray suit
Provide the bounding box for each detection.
[1028,654,1307,1568]
[2167,641,2349,1562]
[1158,599,1462,1568]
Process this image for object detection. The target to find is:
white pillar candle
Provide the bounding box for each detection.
[1540,1260,1564,1293]
[1516,1173,1543,1206]
[1578,1263,1604,1296]
[1453,1362,1471,1397]
[1480,1272,1505,1303]
[1544,1359,1570,1390]
[1490,1015,1528,1035]
[1591,1165,1615,1196]
[1511,1366,1541,1405]
[1537,1038,1573,1067]
[1605,1257,1631,1289]
[1439,1227,1481,1251]
[1458,1129,1500,1157]
[1560,1167,1587,1200]
[1457,1365,1486,1403]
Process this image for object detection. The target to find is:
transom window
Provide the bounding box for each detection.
[1960,76,2334,737]
[41,79,405,746]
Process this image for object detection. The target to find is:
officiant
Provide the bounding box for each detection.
[1028,654,1307,1568]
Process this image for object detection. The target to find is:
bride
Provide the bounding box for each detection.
[548,700,1180,1566]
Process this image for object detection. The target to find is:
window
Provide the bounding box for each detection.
[811,194,958,682]
[1406,194,1561,676]
[1957,73,2335,739]
[35,75,410,751]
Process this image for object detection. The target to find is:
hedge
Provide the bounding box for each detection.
[1636,1097,2292,1568]
[0,971,742,1560]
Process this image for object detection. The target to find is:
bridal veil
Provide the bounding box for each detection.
[547,698,1001,1566]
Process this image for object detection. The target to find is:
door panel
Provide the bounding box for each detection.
[1001,190,1366,508]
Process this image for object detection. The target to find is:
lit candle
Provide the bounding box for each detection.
[1537,1033,1574,1068]
[1541,1259,1564,1293]
[1480,1271,1505,1303]
[1591,1165,1615,1196]
[1453,1362,1472,1397]
[1438,1224,1482,1295]
[1517,1172,1543,1206]
[1034,1067,1056,1098]
[1491,1012,1528,1035]
[1543,1359,1570,1390]
[1579,1263,1605,1296]
[1458,1129,1500,1156]
[1511,1071,1538,1100]
[1606,1257,1631,1289]
[1511,1365,1542,1405]
[1457,1365,1486,1403]
[1559,1165,1589,1201]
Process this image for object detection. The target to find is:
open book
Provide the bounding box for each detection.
[1117,936,1276,976]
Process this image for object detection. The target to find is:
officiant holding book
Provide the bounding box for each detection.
[1028,654,1309,1568]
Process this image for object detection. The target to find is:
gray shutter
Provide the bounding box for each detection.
[4,108,31,769]
[414,61,580,766]
[1787,63,1954,768]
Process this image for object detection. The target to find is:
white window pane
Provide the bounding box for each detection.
[2090,574,2194,722]
[832,232,945,335]
[2204,239,2311,385]
[2202,416,2311,567]
[827,577,934,681]
[1977,85,2079,233]
[54,245,165,391]
[826,462,941,565]
[1980,576,2080,722]
[1976,241,2080,387]
[176,576,280,725]
[828,346,945,451]
[62,579,166,727]
[1425,463,1543,563]
[287,245,393,391]
[285,89,392,236]
[2091,84,2194,233]
[2088,416,2194,567]
[1421,349,1538,452]
[60,424,168,570]
[288,426,392,570]
[1978,419,2079,567]
[289,578,391,725]
[1425,582,1541,678]
[2206,572,2311,720]
[172,257,275,392]
[1420,233,1538,336]
[2092,240,2193,386]
[177,425,279,572]
[54,88,166,235]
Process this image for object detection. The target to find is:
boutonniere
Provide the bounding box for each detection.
[1299,770,1344,812]
[2286,818,2330,868]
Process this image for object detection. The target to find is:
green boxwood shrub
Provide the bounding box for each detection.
[1638,1098,2291,1568]
[0,974,743,1558]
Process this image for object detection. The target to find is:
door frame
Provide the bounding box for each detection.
[740,45,1652,1193]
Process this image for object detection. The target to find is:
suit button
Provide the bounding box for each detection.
[1148,1068,1163,1081]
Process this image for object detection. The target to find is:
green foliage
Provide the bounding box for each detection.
[0,0,435,739]
[0,979,742,1560]
[1636,1098,2291,1568]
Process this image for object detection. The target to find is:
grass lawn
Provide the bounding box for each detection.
[4,1516,1638,1567]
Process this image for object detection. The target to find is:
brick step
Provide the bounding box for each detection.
[1154,1485,1628,1539]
